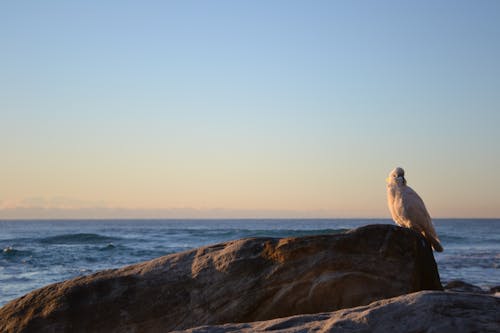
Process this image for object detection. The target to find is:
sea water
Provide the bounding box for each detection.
[1,219,499,306]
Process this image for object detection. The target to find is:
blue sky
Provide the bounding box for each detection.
[1,1,499,218]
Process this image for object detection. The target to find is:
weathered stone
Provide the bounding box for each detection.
[490,285,500,294]
[175,291,500,333]
[444,279,487,293]
[0,224,442,333]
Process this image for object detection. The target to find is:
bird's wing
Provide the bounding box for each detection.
[387,186,411,227]
[386,185,399,222]
[401,187,438,237]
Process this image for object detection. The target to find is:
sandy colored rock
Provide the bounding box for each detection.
[0,224,442,333]
[176,291,500,333]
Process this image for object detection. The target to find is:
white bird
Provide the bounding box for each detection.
[386,167,443,252]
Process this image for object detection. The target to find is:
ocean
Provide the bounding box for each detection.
[1,219,499,306]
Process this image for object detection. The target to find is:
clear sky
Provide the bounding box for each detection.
[1,1,499,219]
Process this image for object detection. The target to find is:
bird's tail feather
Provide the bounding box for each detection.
[427,234,443,252]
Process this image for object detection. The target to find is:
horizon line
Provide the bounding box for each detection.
[1,217,498,221]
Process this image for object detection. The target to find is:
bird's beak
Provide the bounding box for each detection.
[385,177,391,183]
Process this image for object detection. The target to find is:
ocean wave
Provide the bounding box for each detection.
[163,228,348,239]
[2,246,14,254]
[440,234,500,245]
[0,276,33,283]
[438,250,500,270]
[40,233,120,244]
[439,235,469,243]
[239,228,348,238]
[99,243,117,251]
[1,246,33,258]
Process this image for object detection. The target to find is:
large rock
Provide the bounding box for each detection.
[0,224,442,333]
[175,291,500,333]
[444,280,487,294]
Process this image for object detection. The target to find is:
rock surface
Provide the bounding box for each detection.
[444,280,487,294]
[175,291,500,333]
[0,224,442,333]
